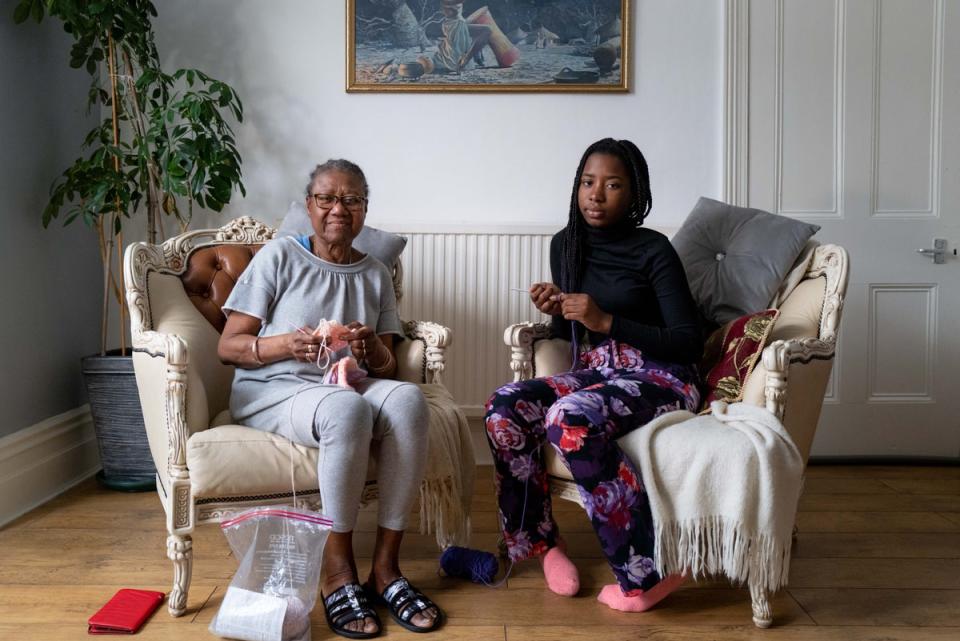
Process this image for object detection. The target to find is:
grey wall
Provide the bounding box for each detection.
[0,0,102,438]
[153,0,724,230]
[0,0,725,437]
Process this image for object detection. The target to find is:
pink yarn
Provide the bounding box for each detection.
[313,319,349,350]
[323,356,367,389]
[281,594,311,640]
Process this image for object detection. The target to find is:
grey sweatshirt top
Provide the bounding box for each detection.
[223,236,402,423]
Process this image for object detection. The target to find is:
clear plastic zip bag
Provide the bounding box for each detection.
[209,507,332,641]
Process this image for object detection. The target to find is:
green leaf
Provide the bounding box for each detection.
[13,1,31,24]
[190,169,205,195]
[30,0,43,23]
[41,202,56,227]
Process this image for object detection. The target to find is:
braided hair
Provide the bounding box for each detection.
[559,138,652,294]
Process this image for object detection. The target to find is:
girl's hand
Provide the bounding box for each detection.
[559,293,613,334]
[530,282,562,315]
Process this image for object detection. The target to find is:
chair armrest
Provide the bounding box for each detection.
[131,330,195,535]
[402,320,452,385]
[761,337,835,420]
[504,322,552,381]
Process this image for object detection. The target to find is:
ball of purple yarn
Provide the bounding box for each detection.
[440,546,498,584]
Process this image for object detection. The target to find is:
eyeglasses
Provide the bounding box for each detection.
[309,193,367,210]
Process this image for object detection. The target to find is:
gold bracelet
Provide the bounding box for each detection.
[367,343,394,373]
[251,337,264,366]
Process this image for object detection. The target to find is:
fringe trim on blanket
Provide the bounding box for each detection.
[654,516,792,592]
[419,476,471,549]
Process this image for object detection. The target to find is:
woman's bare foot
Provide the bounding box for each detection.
[321,531,379,635]
[368,526,439,629]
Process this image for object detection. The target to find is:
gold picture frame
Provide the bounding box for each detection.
[346,0,630,93]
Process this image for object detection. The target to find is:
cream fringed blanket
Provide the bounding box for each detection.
[418,383,475,548]
[621,401,804,592]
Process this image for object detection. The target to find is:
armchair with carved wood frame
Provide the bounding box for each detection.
[503,243,849,627]
[124,216,452,616]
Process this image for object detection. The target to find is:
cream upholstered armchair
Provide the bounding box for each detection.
[124,217,454,616]
[503,242,849,628]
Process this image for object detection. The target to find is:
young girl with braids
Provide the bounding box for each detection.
[484,138,703,611]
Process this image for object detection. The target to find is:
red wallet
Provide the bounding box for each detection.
[88,589,165,634]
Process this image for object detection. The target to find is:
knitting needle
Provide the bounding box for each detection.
[512,287,565,301]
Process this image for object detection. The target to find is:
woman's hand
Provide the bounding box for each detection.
[340,321,380,363]
[530,282,562,315]
[342,322,397,378]
[288,327,325,363]
[559,293,613,334]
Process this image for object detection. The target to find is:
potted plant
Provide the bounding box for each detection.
[14,0,245,489]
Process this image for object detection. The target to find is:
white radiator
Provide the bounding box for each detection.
[394,230,554,415]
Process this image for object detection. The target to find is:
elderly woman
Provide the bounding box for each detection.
[217,159,442,638]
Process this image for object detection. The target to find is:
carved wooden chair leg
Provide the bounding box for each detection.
[166,533,193,616]
[750,583,773,628]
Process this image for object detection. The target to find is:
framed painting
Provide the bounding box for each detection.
[346,0,630,92]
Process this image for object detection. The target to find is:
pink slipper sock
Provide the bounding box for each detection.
[597,573,686,612]
[538,544,580,596]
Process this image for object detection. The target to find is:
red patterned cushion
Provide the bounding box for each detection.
[699,309,780,410]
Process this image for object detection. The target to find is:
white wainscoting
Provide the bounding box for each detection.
[390,227,555,416]
[0,406,100,527]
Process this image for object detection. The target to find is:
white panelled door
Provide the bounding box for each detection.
[741,0,959,456]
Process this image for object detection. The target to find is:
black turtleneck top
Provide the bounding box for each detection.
[549,221,703,364]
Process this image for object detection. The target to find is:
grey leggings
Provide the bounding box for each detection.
[279,379,429,532]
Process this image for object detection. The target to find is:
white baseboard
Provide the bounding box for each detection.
[460,405,485,418]
[0,406,101,528]
[467,415,493,466]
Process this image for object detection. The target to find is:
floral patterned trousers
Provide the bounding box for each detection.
[484,339,700,594]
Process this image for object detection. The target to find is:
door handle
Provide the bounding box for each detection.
[916,238,955,264]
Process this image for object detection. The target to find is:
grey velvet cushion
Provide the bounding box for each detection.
[672,197,820,325]
[277,201,407,270]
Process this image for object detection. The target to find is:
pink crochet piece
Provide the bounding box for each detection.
[538,541,579,597]
[313,319,349,351]
[597,573,686,612]
[323,356,367,389]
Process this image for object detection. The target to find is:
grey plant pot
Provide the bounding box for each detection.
[81,350,156,491]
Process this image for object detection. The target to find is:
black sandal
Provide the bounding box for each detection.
[366,577,443,633]
[322,582,381,639]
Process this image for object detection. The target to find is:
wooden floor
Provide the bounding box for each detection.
[1,465,958,640]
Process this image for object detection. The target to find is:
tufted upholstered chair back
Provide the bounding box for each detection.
[179,244,262,334]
